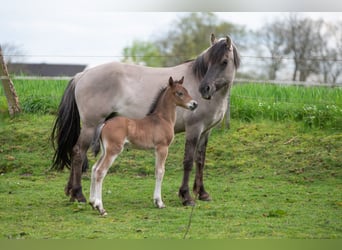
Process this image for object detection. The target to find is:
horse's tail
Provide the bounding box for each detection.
[91,123,105,157]
[51,78,80,171]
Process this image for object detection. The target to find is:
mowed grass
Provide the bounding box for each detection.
[0,114,341,239]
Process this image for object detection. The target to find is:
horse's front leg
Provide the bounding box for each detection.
[179,134,200,206]
[153,145,168,208]
[193,130,211,201]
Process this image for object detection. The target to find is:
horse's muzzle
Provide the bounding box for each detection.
[199,84,214,100]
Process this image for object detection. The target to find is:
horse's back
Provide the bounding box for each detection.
[73,61,191,124]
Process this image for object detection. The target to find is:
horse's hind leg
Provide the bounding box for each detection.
[66,126,95,202]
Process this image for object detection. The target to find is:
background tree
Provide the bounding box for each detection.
[258,20,287,80]
[122,40,164,67]
[283,14,322,81]
[0,43,25,64]
[318,21,342,84]
[122,13,247,67]
[157,12,247,66]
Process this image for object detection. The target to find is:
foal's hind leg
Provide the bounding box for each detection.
[90,143,123,216]
[153,146,168,208]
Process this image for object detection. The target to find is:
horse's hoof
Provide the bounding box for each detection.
[182,199,196,206]
[198,193,212,202]
[77,196,87,203]
[65,186,72,196]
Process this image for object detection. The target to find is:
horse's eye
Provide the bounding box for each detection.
[222,60,228,66]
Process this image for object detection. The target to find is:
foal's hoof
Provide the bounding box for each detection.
[100,211,108,216]
[154,199,166,209]
[89,202,107,216]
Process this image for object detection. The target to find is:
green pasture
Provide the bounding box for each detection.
[1,78,341,129]
[0,78,341,239]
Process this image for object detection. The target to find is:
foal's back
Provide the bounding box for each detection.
[99,76,197,151]
[101,115,174,150]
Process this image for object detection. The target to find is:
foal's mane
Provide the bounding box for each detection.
[192,39,241,80]
[146,86,168,115]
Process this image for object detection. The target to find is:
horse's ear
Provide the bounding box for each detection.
[169,76,174,87]
[226,36,232,50]
[179,76,184,85]
[210,33,217,46]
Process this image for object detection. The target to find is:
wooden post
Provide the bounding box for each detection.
[0,45,21,117]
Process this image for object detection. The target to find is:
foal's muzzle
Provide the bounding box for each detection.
[188,100,198,111]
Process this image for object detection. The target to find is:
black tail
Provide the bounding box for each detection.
[51,78,80,171]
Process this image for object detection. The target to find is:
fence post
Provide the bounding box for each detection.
[0,46,21,117]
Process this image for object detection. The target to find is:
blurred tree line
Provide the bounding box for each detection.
[122,13,342,84]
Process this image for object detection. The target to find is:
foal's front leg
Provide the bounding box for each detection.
[153,146,168,208]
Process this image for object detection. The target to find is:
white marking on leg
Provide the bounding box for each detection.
[153,147,167,208]
[90,138,121,215]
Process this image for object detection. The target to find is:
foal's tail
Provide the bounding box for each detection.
[91,124,105,157]
[51,78,80,171]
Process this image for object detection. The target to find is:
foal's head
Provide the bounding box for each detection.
[169,76,198,111]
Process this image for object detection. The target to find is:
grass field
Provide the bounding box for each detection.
[0,78,341,239]
[0,115,341,239]
[1,78,342,129]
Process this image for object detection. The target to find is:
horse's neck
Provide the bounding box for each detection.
[152,90,176,125]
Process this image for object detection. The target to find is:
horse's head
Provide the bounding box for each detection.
[169,76,198,111]
[194,34,240,100]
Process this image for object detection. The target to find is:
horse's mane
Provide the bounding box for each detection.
[146,86,168,115]
[192,39,241,80]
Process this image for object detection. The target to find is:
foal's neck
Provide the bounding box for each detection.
[150,89,177,124]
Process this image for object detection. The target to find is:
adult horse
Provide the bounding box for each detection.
[51,34,240,206]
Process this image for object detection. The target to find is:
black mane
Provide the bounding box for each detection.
[146,86,168,115]
[192,39,241,80]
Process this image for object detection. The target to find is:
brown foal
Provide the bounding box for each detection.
[89,76,198,215]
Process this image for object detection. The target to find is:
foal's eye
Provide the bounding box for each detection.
[176,91,184,97]
[222,60,228,66]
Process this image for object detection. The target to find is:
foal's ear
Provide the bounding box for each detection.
[179,76,184,85]
[169,76,174,87]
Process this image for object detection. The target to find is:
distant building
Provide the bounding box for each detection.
[7,63,87,77]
